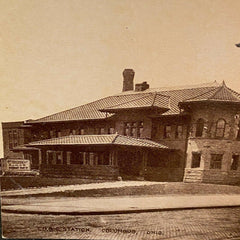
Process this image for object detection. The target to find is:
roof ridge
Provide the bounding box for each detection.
[225,86,240,100]
[102,92,154,109]
[183,87,219,101]
[145,81,220,93]
[151,92,158,107]
[209,85,225,99]
[210,84,240,101]
[112,133,119,144]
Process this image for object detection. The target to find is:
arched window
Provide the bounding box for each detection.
[215,119,226,138]
[196,118,204,137]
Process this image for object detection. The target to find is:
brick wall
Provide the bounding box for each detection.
[184,103,240,184]
[2,122,26,159]
[40,164,119,179]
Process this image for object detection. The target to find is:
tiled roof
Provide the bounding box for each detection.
[182,82,240,103]
[27,134,168,149]
[100,92,170,113]
[28,81,229,123]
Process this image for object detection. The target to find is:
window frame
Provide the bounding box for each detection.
[164,125,171,139]
[191,152,201,168]
[231,155,239,170]
[123,121,144,138]
[215,118,226,138]
[196,118,204,137]
[175,125,183,139]
[210,154,223,169]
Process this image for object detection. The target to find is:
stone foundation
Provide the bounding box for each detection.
[184,168,240,185]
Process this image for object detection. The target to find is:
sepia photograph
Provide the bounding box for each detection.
[1,0,240,239]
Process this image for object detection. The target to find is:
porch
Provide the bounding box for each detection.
[21,134,183,181]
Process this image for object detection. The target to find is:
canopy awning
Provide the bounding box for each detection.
[25,134,169,150]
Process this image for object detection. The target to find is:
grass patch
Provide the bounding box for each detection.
[0,176,109,191]
[4,182,240,198]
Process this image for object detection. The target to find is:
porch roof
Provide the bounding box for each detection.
[12,145,39,151]
[26,134,168,149]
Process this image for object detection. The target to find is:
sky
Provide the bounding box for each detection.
[1,0,240,157]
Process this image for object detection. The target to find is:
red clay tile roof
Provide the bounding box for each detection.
[28,81,226,123]
[27,134,168,149]
[182,82,240,103]
[100,92,170,113]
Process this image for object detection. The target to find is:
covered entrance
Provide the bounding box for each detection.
[22,134,170,180]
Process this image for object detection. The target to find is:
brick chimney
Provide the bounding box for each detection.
[122,69,134,92]
[135,81,149,91]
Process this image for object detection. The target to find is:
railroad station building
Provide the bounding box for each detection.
[2,69,240,184]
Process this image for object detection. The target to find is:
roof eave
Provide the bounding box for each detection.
[99,106,170,113]
[180,99,240,105]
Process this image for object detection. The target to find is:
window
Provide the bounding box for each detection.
[100,128,105,134]
[85,152,90,165]
[13,130,18,147]
[50,130,56,138]
[8,130,19,148]
[215,119,226,138]
[123,122,143,138]
[175,125,183,139]
[139,122,144,138]
[108,127,115,134]
[164,126,171,139]
[124,123,131,136]
[94,128,100,134]
[80,128,85,135]
[131,122,138,137]
[70,152,77,164]
[98,152,110,165]
[236,123,240,140]
[231,155,239,170]
[8,131,13,149]
[70,129,77,135]
[56,152,63,164]
[191,153,201,168]
[210,154,223,169]
[47,151,55,164]
[57,131,62,138]
[79,152,84,165]
[196,118,204,137]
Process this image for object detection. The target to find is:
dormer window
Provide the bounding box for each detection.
[215,119,226,138]
[196,118,204,137]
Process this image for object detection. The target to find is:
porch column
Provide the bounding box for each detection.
[83,152,86,165]
[109,150,117,166]
[66,151,71,165]
[114,150,118,166]
[38,150,42,165]
[140,150,148,178]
